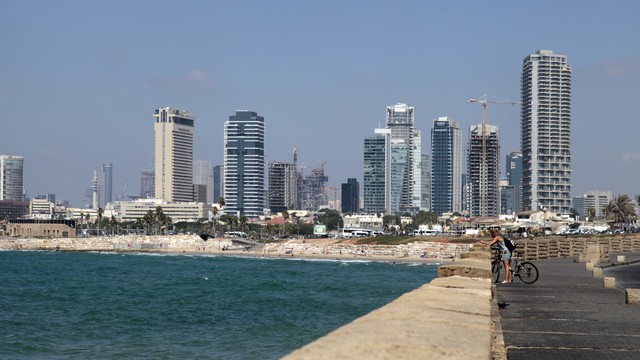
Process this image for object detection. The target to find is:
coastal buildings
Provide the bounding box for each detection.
[117,199,208,222]
[153,107,195,203]
[140,170,155,199]
[98,163,113,208]
[268,160,295,213]
[341,178,359,214]
[521,50,572,214]
[363,129,388,214]
[506,151,523,212]
[0,155,24,201]
[213,165,223,204]
[224,110,265,217]
[301,165,328,211]
[431,117,462,215]
[466,124,500,217]
[193,160,214,204]
[583,190,613,218]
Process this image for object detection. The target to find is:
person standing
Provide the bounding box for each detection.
[481,229,512,283]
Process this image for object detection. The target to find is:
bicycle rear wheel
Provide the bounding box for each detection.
[491,260,502,283]
[516,261,539,284]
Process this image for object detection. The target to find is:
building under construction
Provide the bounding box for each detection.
[301,166,328,211]
[466,124,500,217]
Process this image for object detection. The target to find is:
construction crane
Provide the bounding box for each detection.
[468,95,518,217]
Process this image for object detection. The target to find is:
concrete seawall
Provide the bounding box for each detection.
[283,250,495,360]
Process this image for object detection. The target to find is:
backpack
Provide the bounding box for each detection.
[503,234,516,252]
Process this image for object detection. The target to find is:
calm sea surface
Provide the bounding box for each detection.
[1,250,437,359]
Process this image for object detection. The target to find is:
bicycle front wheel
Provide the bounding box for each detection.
[491,260,502,283]
[516,261,539,284]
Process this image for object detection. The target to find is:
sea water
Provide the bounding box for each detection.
[0,250,437,359]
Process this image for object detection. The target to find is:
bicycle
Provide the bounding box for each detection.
[491,247,539,284]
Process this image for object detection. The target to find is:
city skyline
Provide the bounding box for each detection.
[2,2,639,206]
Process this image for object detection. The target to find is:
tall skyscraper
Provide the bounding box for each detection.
[363,129,388,214]
[506,151,523,213]
[467,124,500,217]
[153,107,195,202]
[521,50,572,213]
[386,103,420,214]
[193,160,214,204]
[213,165,223,204]
[140,170,155,199]
[224,110,265,217]
[431,117,462,216]
[301,166,328,211]
[420,154,431,211]
[98,162,113,208]
[268,161,295,213]
[0,155,24,201]
[341,178,359,214]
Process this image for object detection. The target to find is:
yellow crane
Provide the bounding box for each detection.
[468,95,518,216]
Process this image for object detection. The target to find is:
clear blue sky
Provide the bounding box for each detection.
[2,0,639,207]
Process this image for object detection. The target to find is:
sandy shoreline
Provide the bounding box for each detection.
[0,235,468,265]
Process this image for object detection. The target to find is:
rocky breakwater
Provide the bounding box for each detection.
[0,235,224,252]
[283,245,496,360]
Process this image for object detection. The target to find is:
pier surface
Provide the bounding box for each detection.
[497,257,640,360]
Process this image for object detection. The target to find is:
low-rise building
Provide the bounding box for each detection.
[117,199,208,222]
[7,219,76,238]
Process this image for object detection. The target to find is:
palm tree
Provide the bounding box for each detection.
[240,216,248,233]
[218,197,226,209]
[604,195,637,230]
[110,215,118,235]
[211,206,219,235]
[587,207,596,221]
[97,207,104,236]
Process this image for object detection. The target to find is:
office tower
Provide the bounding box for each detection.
[506,151,523,212]
[420,154,431,211]
[140,170,155,199]
[521,50,572,213]
[153,107,195,202]
[571,196,585,216]
[386,103,420,214]
[0,155,24,201]
[583,190,612,218]
[97,163,113,208]
[224,110,265,217]
[268,161,295,213]
[431,117,462,216]
[213,165,223,204]
[193,160,214,204]
[467,124,500,217]
[292,147,298,211]
[302,165,328,211]
[499,178,515,215]
[363,129,388,214]
[341,178,359,214]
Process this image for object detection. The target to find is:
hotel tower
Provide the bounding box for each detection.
[521,50,572,213]
[153,107,195,202]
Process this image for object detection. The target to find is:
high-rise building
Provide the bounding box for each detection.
[467,124,500,217]
[521,50,572,213]
[140,170,155,199]
[301,166,328,211]
[363,129,388,214]
[97,163,113,208]
[193,160,214,204]
[268,161,295,213]
[583,190,612,218]
[341,178,359,214]
[420,154,431,211]
[431,117,462,216]
[506,151,523,212]
[213,165,223,205]
[386,103,420,214]
[0,155,24,201]
[499,178,515,215]
[224,110,265,217]
[153,107,195,202]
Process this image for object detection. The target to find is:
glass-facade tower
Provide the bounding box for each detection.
[431,117,462,216]
[224,110,265,217]
[0,155,24,201]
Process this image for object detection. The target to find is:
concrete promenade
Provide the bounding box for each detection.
[496,257,640,359]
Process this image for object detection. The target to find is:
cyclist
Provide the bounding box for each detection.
[480,228,512,284]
